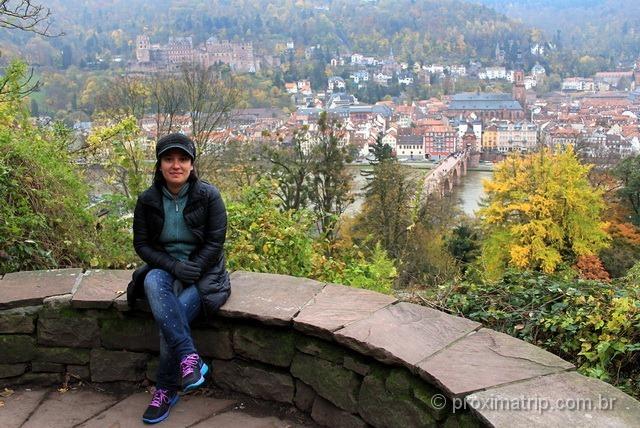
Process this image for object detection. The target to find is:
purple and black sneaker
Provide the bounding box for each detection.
[142,388,179,424]
[180,353,208,392]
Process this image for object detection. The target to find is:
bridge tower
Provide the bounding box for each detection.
[462,126,480,168]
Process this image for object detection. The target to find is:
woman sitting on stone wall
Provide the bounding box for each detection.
[127,133,231,424]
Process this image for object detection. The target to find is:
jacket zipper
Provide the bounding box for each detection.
[173,195,179,243]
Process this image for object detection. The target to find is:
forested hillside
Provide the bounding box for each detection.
[474,0,640,64]
[0,0,532,65]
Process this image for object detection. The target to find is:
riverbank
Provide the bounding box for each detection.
[345,162,493,217]
[347,161,495,172]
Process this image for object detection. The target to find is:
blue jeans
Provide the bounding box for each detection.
[144,269,201,391]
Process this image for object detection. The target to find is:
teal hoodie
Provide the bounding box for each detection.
[158,183,198,261]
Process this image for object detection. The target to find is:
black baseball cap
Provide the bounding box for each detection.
[156,133,196,160]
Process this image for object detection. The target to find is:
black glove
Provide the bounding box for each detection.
[172,261,201,283]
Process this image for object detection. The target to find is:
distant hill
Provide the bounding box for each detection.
[472,0,640,64]
[1,0,536,66]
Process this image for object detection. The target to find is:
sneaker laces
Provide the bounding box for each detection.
[180,353,199,377]
[149,388,169,408]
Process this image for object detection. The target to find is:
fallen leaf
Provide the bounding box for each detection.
[0,388,14,398]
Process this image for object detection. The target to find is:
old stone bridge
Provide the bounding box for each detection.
[421,150,480,199]
[1,269,639,427]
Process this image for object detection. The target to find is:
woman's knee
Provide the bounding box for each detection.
[143,268,173,296]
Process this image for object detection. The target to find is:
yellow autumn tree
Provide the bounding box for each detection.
[479,147,609,278]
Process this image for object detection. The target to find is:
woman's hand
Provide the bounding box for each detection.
[172,261,201,283]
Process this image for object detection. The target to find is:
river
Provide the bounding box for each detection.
[450,169,493,216]
[345,164,493,217]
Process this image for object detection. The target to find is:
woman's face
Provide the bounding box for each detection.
[160,149,193,189]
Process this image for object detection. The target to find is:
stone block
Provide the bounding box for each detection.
[467,371,640,428]
[295,336,345,364]
[3,372,63,387]
[31,361,65,373]
[233,324,296,367]
[0,307,38,333]
[294,379,316,413]
[0,269,82,309]
[72,269,132,309]
[0,389,47,427]
[0,363,27,378]
[43,294,72,310]
[37,310,100,348]
[99,316,159,352]
[413,378,451,421]
[335,302,480,368]
[21,388,119,428]
[385,367,414,394]
[80,392,234,428]
[294,283,396,340]
[0,334,37,363]
[190,409,288,428]
[113,293,129,312]
[220,271,324,326]
[358,371,437,428]
[193,328,234,359]
[146,357,160,383]
[36,346,91,365]
[343,355,372,376]
[67,364,90,380]
[378,366,448,421]
[90,349,148,382]
[417,329,574,397]
[311,396,368,428]
[290,352,361,413]
[212,359,294,403]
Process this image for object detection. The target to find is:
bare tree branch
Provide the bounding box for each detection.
[180,63,240,178]
[0,0,62,36]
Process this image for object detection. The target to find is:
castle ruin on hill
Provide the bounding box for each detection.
[133,35,259,73]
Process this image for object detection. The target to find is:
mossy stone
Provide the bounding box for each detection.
[290,352,361,413]
[36,347,91,365]
[358,372,437,428]
[233,324,296,367]
[295,336,345,364]
[0,335,37,363]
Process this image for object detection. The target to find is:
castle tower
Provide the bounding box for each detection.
[512,70,526,110]
[135,35,150,63]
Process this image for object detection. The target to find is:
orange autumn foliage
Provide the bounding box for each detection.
[573,255,611,282]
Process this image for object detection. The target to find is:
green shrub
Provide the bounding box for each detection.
[426,270,639,397]
[226,180,396,293]
[0,61,138,273]
[0,65,94,272]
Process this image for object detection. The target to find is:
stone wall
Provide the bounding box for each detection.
[1,269,639,428]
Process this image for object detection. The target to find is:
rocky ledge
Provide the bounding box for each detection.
[1,269,639,428]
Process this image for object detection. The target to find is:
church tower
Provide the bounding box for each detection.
[512,70,526,110]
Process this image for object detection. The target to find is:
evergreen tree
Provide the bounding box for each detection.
[355,134,414,259]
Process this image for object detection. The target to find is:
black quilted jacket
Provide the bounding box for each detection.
[127,179,230,316]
